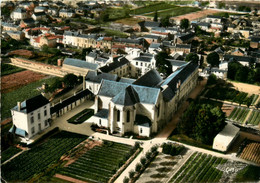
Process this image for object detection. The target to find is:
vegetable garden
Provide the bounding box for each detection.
[169,152,227,183]
[228,107,250,124]
[246,110,260,126]
[239,142,260,164]
[58,141,135,183]
[1,131,87,182]
[205,86,256,106]
[1,146,22,163]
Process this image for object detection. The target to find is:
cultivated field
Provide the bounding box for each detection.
[228,107,250,124]
[1,146,22,163]
[57,141,135,183]
[247,110,260,126]
[1,70,47,93]
[171,9,220,21]
[239,141,260,164]
[1,131,88,182]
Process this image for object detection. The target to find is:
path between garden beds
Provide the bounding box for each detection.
[55,174,87,183]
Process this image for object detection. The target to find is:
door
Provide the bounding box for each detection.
[38,123,41,132]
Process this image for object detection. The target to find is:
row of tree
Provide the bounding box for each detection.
[178,102,226,145]
[228,61,260,84]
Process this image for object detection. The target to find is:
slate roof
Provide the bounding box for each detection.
[12,95,49,114]
[94,109,109,118]
[139,21,161,28]
[87,52,98,58]
[176,44,191,49]
[9,125,27,137]
[85,71,118,83]
[119,77,136,84]
[197,22,210,27]
[51,89,91,114]
[143,34,161,39]
[224,55,256,63]
[214,47,224,54]
[64,58,99,70]
[177,33,195,42]
[133,69,162,87]
[114,38,141,44]
[22,18,35,24]
[207,15,222,19]
[14,8,26,13]
[2,22,19,28]
[160,62,198,102]
[133,56,152,62]
[251,36,260,43]
[167,59,187,67]
[99,56,129,73]
[98,80,160,105]
[112,85,140,106]
[149,43,161,49]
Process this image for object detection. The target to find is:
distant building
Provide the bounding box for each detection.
[6,31,25,40]
[213,123,239,152]
[10,95,51,139]
[11,7,27,20]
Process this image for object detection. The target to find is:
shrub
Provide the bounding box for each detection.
[135,163,142,172]
[151,146,158,153]
[129,170,135,178]
[145,152,152,159]
[134,142,140,150]
[140,157,146,166]
[123,176,129,183]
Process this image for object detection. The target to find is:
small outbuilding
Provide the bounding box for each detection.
[213,123,240,152]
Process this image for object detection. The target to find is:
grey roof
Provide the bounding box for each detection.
[197,22,210,27]
[177,33,195,42]
[94,109,109,118]
[207,15,222,19]
[150,43,161,49]
[224,55,256,63]
[100,56,129,73]
[35,6,47,10]
[119,77,136,84]
[96,57,108,63]
[133,56,152,62]
[143,34,161,39]
[133,69,162,87]
[214,47,224,54]
[22,18,35,24]
[87,52,98,58]
[176,44,191,49]
[14,7,26,13]
[33,12,46,16]
[167,59,187,67]
[112,85,140,106]
[98,80,160,105]
[251,36,260,43]
[139,21,161,28]
[86,71,118,83]
[64,58,99,70]
[160,62,198,102]
[6,30,23,35]
[2,22,19,28]
[12,95,49,113]
[114,38,141,44]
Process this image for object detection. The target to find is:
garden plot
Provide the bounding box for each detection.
[228,107,250,124]
[1,131,88,182]
[1,146,22,163]
[57,141,135,183]
[136,150,193,183]
[239,141,260,164]
[169,152,249,183]
[246,110,260,126]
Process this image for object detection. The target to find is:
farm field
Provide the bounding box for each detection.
[246,110,260,126]
[1,146,22,163]
[228,107,250,124]
[239,141,260,164]
[171,9,219,21]
[205,85,256,106]
[1,131,87,182]
[1,76,58,120]
[58,141,135,183]
[130,2,176,15]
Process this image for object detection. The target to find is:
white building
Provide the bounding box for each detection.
[10,95,51,139]
[10,8,27,20]
[213,123,240,152]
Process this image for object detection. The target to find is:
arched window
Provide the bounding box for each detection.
[117,110,120,122]
[127,110,130,122]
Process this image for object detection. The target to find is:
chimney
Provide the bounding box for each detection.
[17,102,21,111]
[57,59,63,66]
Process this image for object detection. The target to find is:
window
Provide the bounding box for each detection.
[31,127,35,134]
[99,119,101,125]
[31,116,34,124]
[117,110,120,122]
[127,110,130,122]
[141,62,143,66]
[38,113,41,120]
[44,110,47,116]
[136,62,138,66]
[45,120,48,126]
[140,128,143,134]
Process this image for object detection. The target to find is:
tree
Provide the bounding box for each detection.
[185,53,199,64]
[140,157,146,165]
[45,78,63,93]
[153,11,158,22]
[235,66,249,83]
[207,52,220,67]
[135,163,142,172]
[160,16,170,27]
[207,74,217,86]
[129,170,135,178]
[227,61,241,80]
[100,11,110,22]
[123,177,129,183]
[180,18,190,31]
[155,51,172,76]
[63,74,78,87]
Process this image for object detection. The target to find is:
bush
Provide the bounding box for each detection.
[151,146,158,153]
[134,142,140,150]
[135,163,142,172]
[140,157,146,165]
[145,152,152,159]
[129,170,135,178]
[123,176,129,183]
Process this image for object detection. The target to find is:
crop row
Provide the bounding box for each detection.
[1,146,22,163]
[240,142,260,164]
[2,131,87,182]
[246,110,260,126]
[170,152,225,183]
[228,107,250,124]
[251,94,259,105]
[59,141,134,183]
[130,2,176,15]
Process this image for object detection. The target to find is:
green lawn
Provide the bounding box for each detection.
[1,131,87,182]
[145,6,200,17]
[130,2,176,15]
[67,109,94,124]
[102,29,129,38]
[58,141,135,183]
[1,146,22,163]
[1,63,25,76]
[1,76,58,120]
